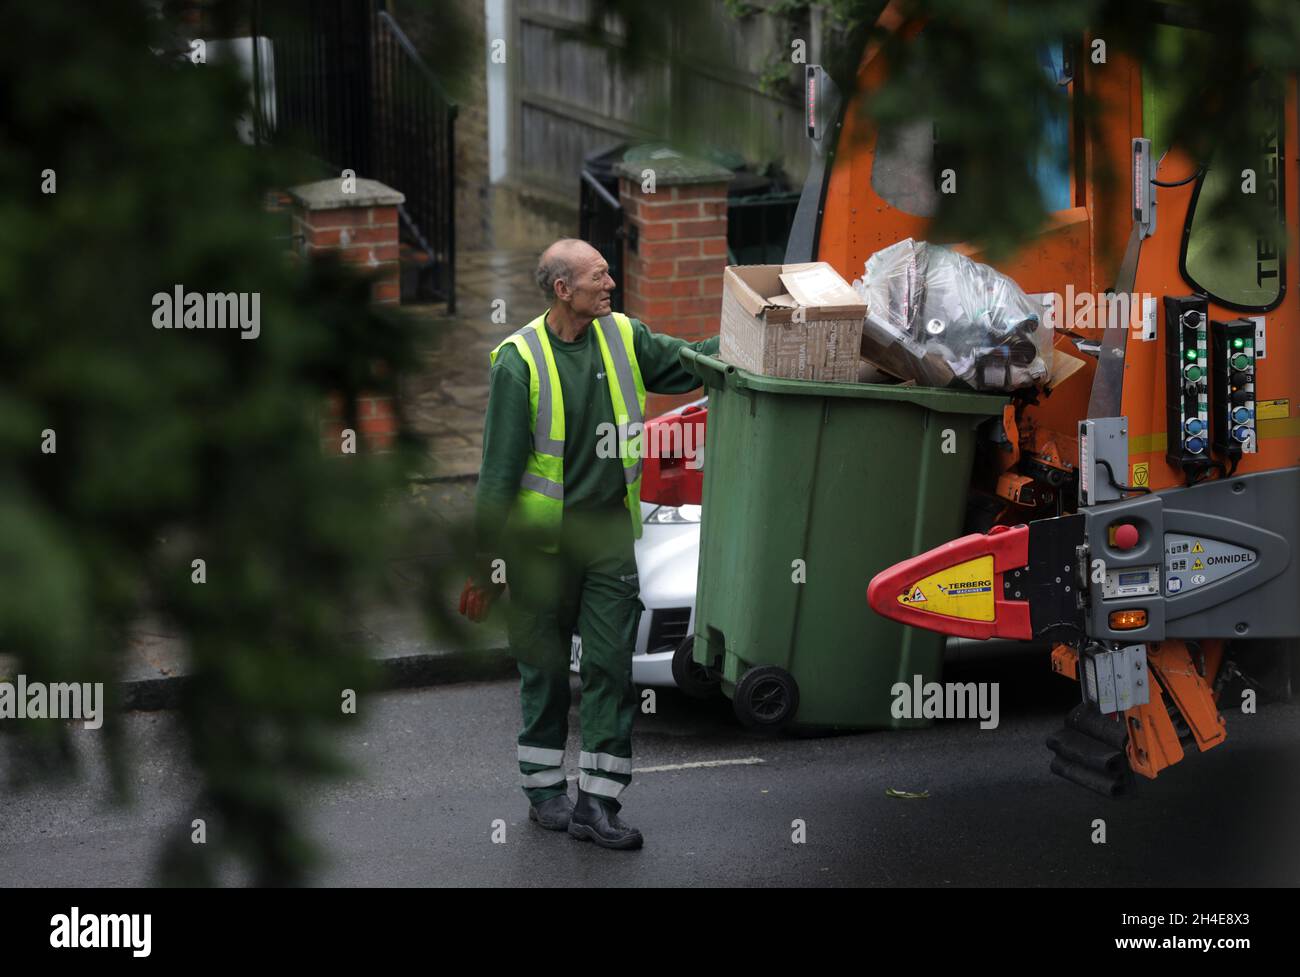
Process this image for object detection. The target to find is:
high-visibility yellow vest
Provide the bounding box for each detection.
[490,311,647,552]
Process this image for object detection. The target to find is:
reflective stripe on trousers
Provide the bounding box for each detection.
[579,750,632,775]
[518,745,564,766]
[521,767,567,789]
[578,771,627,800]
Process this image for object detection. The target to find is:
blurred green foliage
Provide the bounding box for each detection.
[858,0,1300,258]
[601,0,1300,260]
[1,2,426,884]
[392,0,477,105]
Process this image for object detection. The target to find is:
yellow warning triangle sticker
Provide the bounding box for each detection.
[897,556,995,622]
[1192,558,1204,570]
[1192,541,1204,553]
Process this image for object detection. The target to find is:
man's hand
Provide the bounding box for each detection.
[458,577,502,623]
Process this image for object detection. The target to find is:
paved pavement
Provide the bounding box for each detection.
[3,653,1296,887]
[405,249,541,480]
[71,477,508,706]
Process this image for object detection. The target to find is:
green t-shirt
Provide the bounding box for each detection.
[474,313,719,562]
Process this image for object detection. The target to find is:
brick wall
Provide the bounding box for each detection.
[617,159,733,418]
[320,391,398,454]
[294,204,401,306]
[288,178,405,453]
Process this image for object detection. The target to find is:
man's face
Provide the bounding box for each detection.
[557,248,615,319]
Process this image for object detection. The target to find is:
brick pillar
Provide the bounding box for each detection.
[288,178,404,453]
[616,157,733,419]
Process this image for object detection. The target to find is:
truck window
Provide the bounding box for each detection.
[1180,72,1286,311]
[1146,24,1287,311]
[872,117,939,217]
[870,41,1071,218]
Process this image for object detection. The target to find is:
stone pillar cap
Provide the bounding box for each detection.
[288,178,405,210]
[614,152,734,187]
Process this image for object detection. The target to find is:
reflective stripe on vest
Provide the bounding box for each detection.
[590,315,645,489]
[489,312,646,550]
[515,325,564,458]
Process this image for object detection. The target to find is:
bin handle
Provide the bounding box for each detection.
[679,347,732,391]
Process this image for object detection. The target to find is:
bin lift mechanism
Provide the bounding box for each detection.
[867,144,1299,795]
[869,457,1299,794]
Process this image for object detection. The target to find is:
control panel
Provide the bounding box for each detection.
[1077,470,1298,641]
[1101,565,1160,599]
[1163,295,1211,473]
[1211,317,1258,459]
[1163,533,1257,595]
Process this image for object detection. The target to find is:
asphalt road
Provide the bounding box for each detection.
[2,654,1298,887]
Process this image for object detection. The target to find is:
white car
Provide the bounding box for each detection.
[570,402,716,696]
[570,499,717,694]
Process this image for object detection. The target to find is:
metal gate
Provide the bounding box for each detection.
[250,0,457,310]
[578,147,626,313]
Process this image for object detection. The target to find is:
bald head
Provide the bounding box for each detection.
[535,238,614,322]
[535,239,600,299]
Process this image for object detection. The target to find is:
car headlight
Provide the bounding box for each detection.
[645,504,701,524]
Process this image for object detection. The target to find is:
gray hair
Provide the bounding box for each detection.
[535,238,585,300]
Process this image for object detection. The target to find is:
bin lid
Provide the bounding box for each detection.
[680,348,1007,415]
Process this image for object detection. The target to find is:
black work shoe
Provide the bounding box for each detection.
[567,790,644,850]
[528,793,574,831]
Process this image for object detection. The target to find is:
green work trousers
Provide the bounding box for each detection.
[507,507,642,809]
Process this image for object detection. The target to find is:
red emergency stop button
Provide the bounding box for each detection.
[1113,523,1139,550]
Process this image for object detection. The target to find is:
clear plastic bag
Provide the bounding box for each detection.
[852,239,1052,391]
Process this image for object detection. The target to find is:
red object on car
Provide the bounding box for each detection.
[639,404,707,506]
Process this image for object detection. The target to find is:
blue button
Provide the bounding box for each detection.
[1184,417,1205,435]
[1186,436,1206,454]
[1233,426,1251,442]
[1232,407,1253,423]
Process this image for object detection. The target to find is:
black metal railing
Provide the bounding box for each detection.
[373,9,456,310]
[579,170,625,312]
[253,0,374,172]
[250,1,456,310]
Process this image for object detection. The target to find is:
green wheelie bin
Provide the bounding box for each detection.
[681,348,1006,730]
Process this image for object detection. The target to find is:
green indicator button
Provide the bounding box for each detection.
[1185,365,1204,382]
[1231,353,1250,370]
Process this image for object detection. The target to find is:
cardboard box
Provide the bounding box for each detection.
[720,263,866,382]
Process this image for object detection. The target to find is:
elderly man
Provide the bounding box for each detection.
[459,238,719,850]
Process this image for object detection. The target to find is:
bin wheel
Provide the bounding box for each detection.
[672,637,720,699]
[734,666,799,729]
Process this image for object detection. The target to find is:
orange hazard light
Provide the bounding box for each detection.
[1108,609,1148,630]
